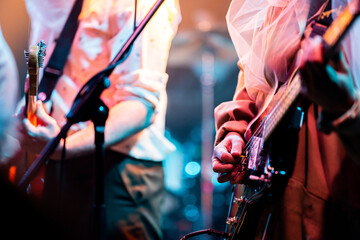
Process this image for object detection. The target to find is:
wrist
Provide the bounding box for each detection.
[225,132,242,138]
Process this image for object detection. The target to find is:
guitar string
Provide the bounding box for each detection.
[243,0,355,154]
[239,1,353,165]
[242,74,301,158]
[243,80,298,154]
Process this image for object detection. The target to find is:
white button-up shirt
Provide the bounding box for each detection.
[25,0,181,161]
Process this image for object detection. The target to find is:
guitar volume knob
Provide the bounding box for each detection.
[226,216,238,226]
[233,196,245,205]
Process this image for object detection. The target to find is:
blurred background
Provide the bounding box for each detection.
[0,0,238,239]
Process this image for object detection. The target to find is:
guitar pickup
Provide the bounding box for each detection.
[247,136,265,171]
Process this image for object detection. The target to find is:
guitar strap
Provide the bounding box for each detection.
[38,0,84,102]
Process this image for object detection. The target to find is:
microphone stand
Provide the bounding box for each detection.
[18,1,165,240]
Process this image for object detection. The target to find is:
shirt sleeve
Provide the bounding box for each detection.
[0,27,18,158]
[214,69,258,145]
[0,28,18,134]
[106,0,181,110]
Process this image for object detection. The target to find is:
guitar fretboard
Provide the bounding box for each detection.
[261,73,302,142]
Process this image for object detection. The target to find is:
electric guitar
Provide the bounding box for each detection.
[23,40,46,197]
[225,1,360,239]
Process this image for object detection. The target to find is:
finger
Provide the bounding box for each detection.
[230,137,244,158]
[23,118,39,137]
[213,145,237,164]
[212,158,235,173]
[217,170,238,183]
[230,170,248,184]
[35,101,54,125]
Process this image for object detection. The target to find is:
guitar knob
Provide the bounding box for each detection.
[233,196,245,205]
[226,216,238,226]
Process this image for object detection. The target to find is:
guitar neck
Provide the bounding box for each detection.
[27,95,37,126]
[259,0,360,143]
[262,74,302,142]
[25,44,42,125]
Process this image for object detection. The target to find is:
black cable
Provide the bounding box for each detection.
[180,228,232,240]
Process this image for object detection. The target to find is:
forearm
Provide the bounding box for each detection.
[214,71,257,145]
[53,100,153,160]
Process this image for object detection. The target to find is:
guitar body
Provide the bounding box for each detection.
[226,97,305,240]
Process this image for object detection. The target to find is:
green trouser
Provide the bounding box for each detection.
[43,150,165,240]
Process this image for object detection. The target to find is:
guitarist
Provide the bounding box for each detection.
[9,0,181,239]
[213,0,360,239]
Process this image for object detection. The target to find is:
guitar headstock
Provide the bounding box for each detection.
[24,40,46,96]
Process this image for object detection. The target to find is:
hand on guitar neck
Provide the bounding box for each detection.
[19,100,60,157]
[299,35,358,118]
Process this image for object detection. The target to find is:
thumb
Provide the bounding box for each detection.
[230,135,244,158]
[35,100,55,125]
[231,139,244,158]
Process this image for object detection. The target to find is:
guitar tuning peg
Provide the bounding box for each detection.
[37,40,47,68]
[39,56,45,68]
[37,40,46,48]
[38,40,46,56]
[24,50,30,64]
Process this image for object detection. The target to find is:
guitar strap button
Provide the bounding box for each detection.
[38,92,47,102]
